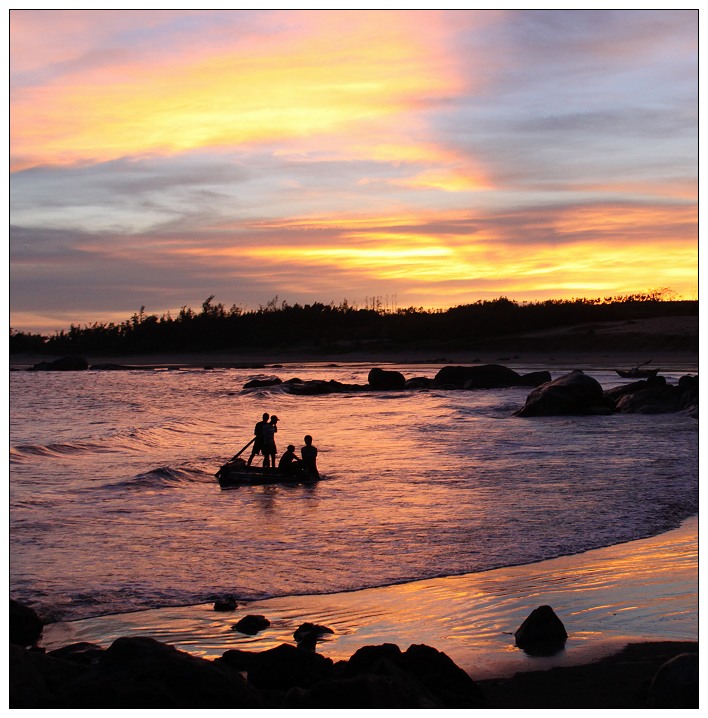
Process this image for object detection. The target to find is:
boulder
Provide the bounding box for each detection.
[57,636,264,709]
[405,376,433,389]
[514,370,609,417]
[10,599,43,647]
[232,615,270,635]
[284,379,366,395]
[243,376,282,389]
[293,622,334,650]
[219,643,334,691]
[47,642,104,667]
[606,375,698,415]
[432,364,549,390]
[10,643,88,708]
[517,370,552,387]
[646,652,698,708]
[342,643,485,708]
[368,367,406,390]
[514,605,567,655]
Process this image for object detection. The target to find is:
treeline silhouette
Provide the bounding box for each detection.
[10,291,697,356]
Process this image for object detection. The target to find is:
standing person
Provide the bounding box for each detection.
[247,413,269,467]
[300,435,319,478]
[263,415,279,469]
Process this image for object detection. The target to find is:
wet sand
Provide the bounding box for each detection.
[42,515,697,686]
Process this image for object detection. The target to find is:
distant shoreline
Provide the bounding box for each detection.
[9,348,698,373]
[10,315,698,372]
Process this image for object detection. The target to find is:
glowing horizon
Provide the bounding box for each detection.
[10,9,698,334]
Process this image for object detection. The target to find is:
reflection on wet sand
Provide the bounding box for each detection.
[42,516,696,679]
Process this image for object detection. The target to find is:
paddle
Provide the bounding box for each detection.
[215,437,256,477]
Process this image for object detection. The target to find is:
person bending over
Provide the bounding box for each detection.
[247,412,269,467]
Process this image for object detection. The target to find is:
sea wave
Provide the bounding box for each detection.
[10,442,121,462]
[112,466,216,490]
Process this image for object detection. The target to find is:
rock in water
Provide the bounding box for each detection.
[232,615,271,635]
[514,605,568,655]
[514,370,608,417]
[368,367,406,390]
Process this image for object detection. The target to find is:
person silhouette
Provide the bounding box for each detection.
[262,415,279,468]
[247,413,269,467]
[300,434,319,478]
[278,444,301,474]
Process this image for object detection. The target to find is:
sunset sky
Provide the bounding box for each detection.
[10,9,698,333]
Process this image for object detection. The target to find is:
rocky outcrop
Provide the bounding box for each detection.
[219,643,335,692]
[283,379,366,395]
[368,367,406,390]
[432,364,550,389]
[514,370,610,417]
[514,605,568,655]
[243,376,283,389]
[11,630,484,709]
[29,356,89,371]
[243,364,551,394]
[60,636,263,709]
[607,375,698,415]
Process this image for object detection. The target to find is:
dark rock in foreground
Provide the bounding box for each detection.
[514,605,568,655]
[10,599,43,647]
[10,631,484,709]
[219,643,334,692]
[646,652,698,708]
[514,370,610,417]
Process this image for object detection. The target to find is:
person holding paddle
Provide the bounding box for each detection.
[262,415,278,469]
[246,413,269,467]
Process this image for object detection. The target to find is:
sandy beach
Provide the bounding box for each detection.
[41,515,697,705]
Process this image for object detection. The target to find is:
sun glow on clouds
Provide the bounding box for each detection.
[11,11,461,170]
[9,10,698,331]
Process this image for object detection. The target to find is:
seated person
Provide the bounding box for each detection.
[278,444,301,473]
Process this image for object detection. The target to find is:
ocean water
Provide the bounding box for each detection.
[10,362,698,625]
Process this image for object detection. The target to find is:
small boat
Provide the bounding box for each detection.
[615,359,660,379]
[615,367,660,379]
[216,458,321,488]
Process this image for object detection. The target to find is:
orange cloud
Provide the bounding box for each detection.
[158,201,696,300]
[10,11,464,171]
